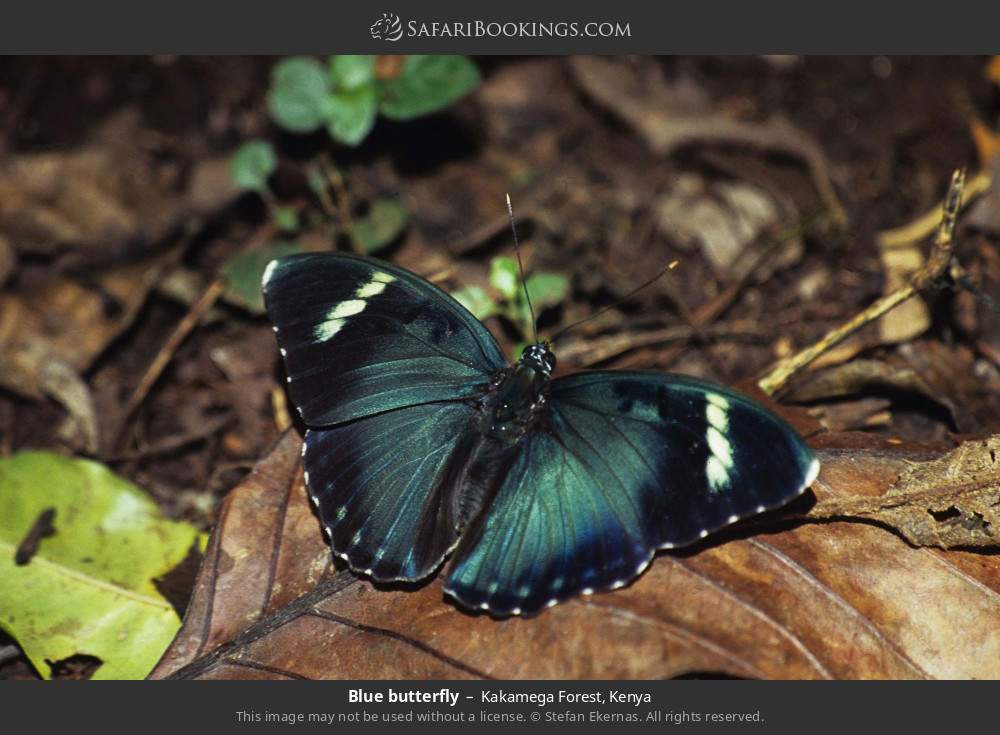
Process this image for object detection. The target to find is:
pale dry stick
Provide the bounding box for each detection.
[758,169,968,396]
[115,278,226,449]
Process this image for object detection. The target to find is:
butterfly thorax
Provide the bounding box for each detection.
[480,343,556,445]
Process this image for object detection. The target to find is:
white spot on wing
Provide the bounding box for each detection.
[313,299,368,342]
[706,455,729,491]
[262,259,279,288]
[806,457,821,487]
[707,426,733,468]
[329,299,366,319]
[698,529,709,539]
[706,403,728,432]
[314,317,346,342]
[707,392,730,409]
[355,276,388,298]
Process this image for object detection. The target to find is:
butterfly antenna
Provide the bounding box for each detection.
[549,259,679,344]
[507,193,538,343]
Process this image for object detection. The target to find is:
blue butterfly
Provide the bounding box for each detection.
[263,252,818,616]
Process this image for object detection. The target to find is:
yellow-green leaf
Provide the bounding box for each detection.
[0,452,203,679]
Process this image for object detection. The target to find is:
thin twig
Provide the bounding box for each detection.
[758,169,967,396]
[115,278,226,449]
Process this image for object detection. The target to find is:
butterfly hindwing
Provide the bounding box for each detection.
[263,253,506,426]
[305,400,483,582]
[443,422,652,615]
[444,371,818,615]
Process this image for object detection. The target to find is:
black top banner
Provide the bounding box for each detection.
[1,0,999,53]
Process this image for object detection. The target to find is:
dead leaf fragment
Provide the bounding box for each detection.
[877,241,930,344]
[655,174,801,278]
[810,436,1000,550]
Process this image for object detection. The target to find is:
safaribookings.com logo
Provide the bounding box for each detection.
[370,13,404,41]
[370,14,631,41]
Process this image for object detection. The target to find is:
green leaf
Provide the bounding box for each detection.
[220,241,303,314]
[488,255,521,301]
[351,198,410,253]
[378,55,481,121]
[515,271,570,334]
[0,452,203,680]
[329,55,375,92]
[272,206,300,233]
[451,285,499,321]
[326,86,378,146]
[267,56,330,133]
[525,271,570,310]
[230,140,277,193]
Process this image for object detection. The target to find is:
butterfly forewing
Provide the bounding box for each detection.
[263,253,505,426]
[444,372,818,615]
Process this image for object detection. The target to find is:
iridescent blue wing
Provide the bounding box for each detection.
[444,372,818,615]
[304,401,482,582]
[263,252,506,426]
[264,253,508,581]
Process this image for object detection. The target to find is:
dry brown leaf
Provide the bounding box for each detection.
[654,174,802,278]
[0,235,14,287]
[569,56,845,226]
[969,118,1000,168]
[987,56,1000,86]
[810,436,1000,549]
[895,340,1000,435]
[877,241,931,344]
[151,426,1000,680]
[0,110,238,261]
[783,359,938,404]
[967,154,1000,239]
[0,253,173,451]
[807,397,892,433]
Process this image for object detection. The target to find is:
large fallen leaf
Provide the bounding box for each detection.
[152,427,1000,680]
[0,452,203,679]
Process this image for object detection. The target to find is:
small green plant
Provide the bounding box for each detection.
[230,139,299,232]
[268,55,481,146]
[452,255,570,345]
